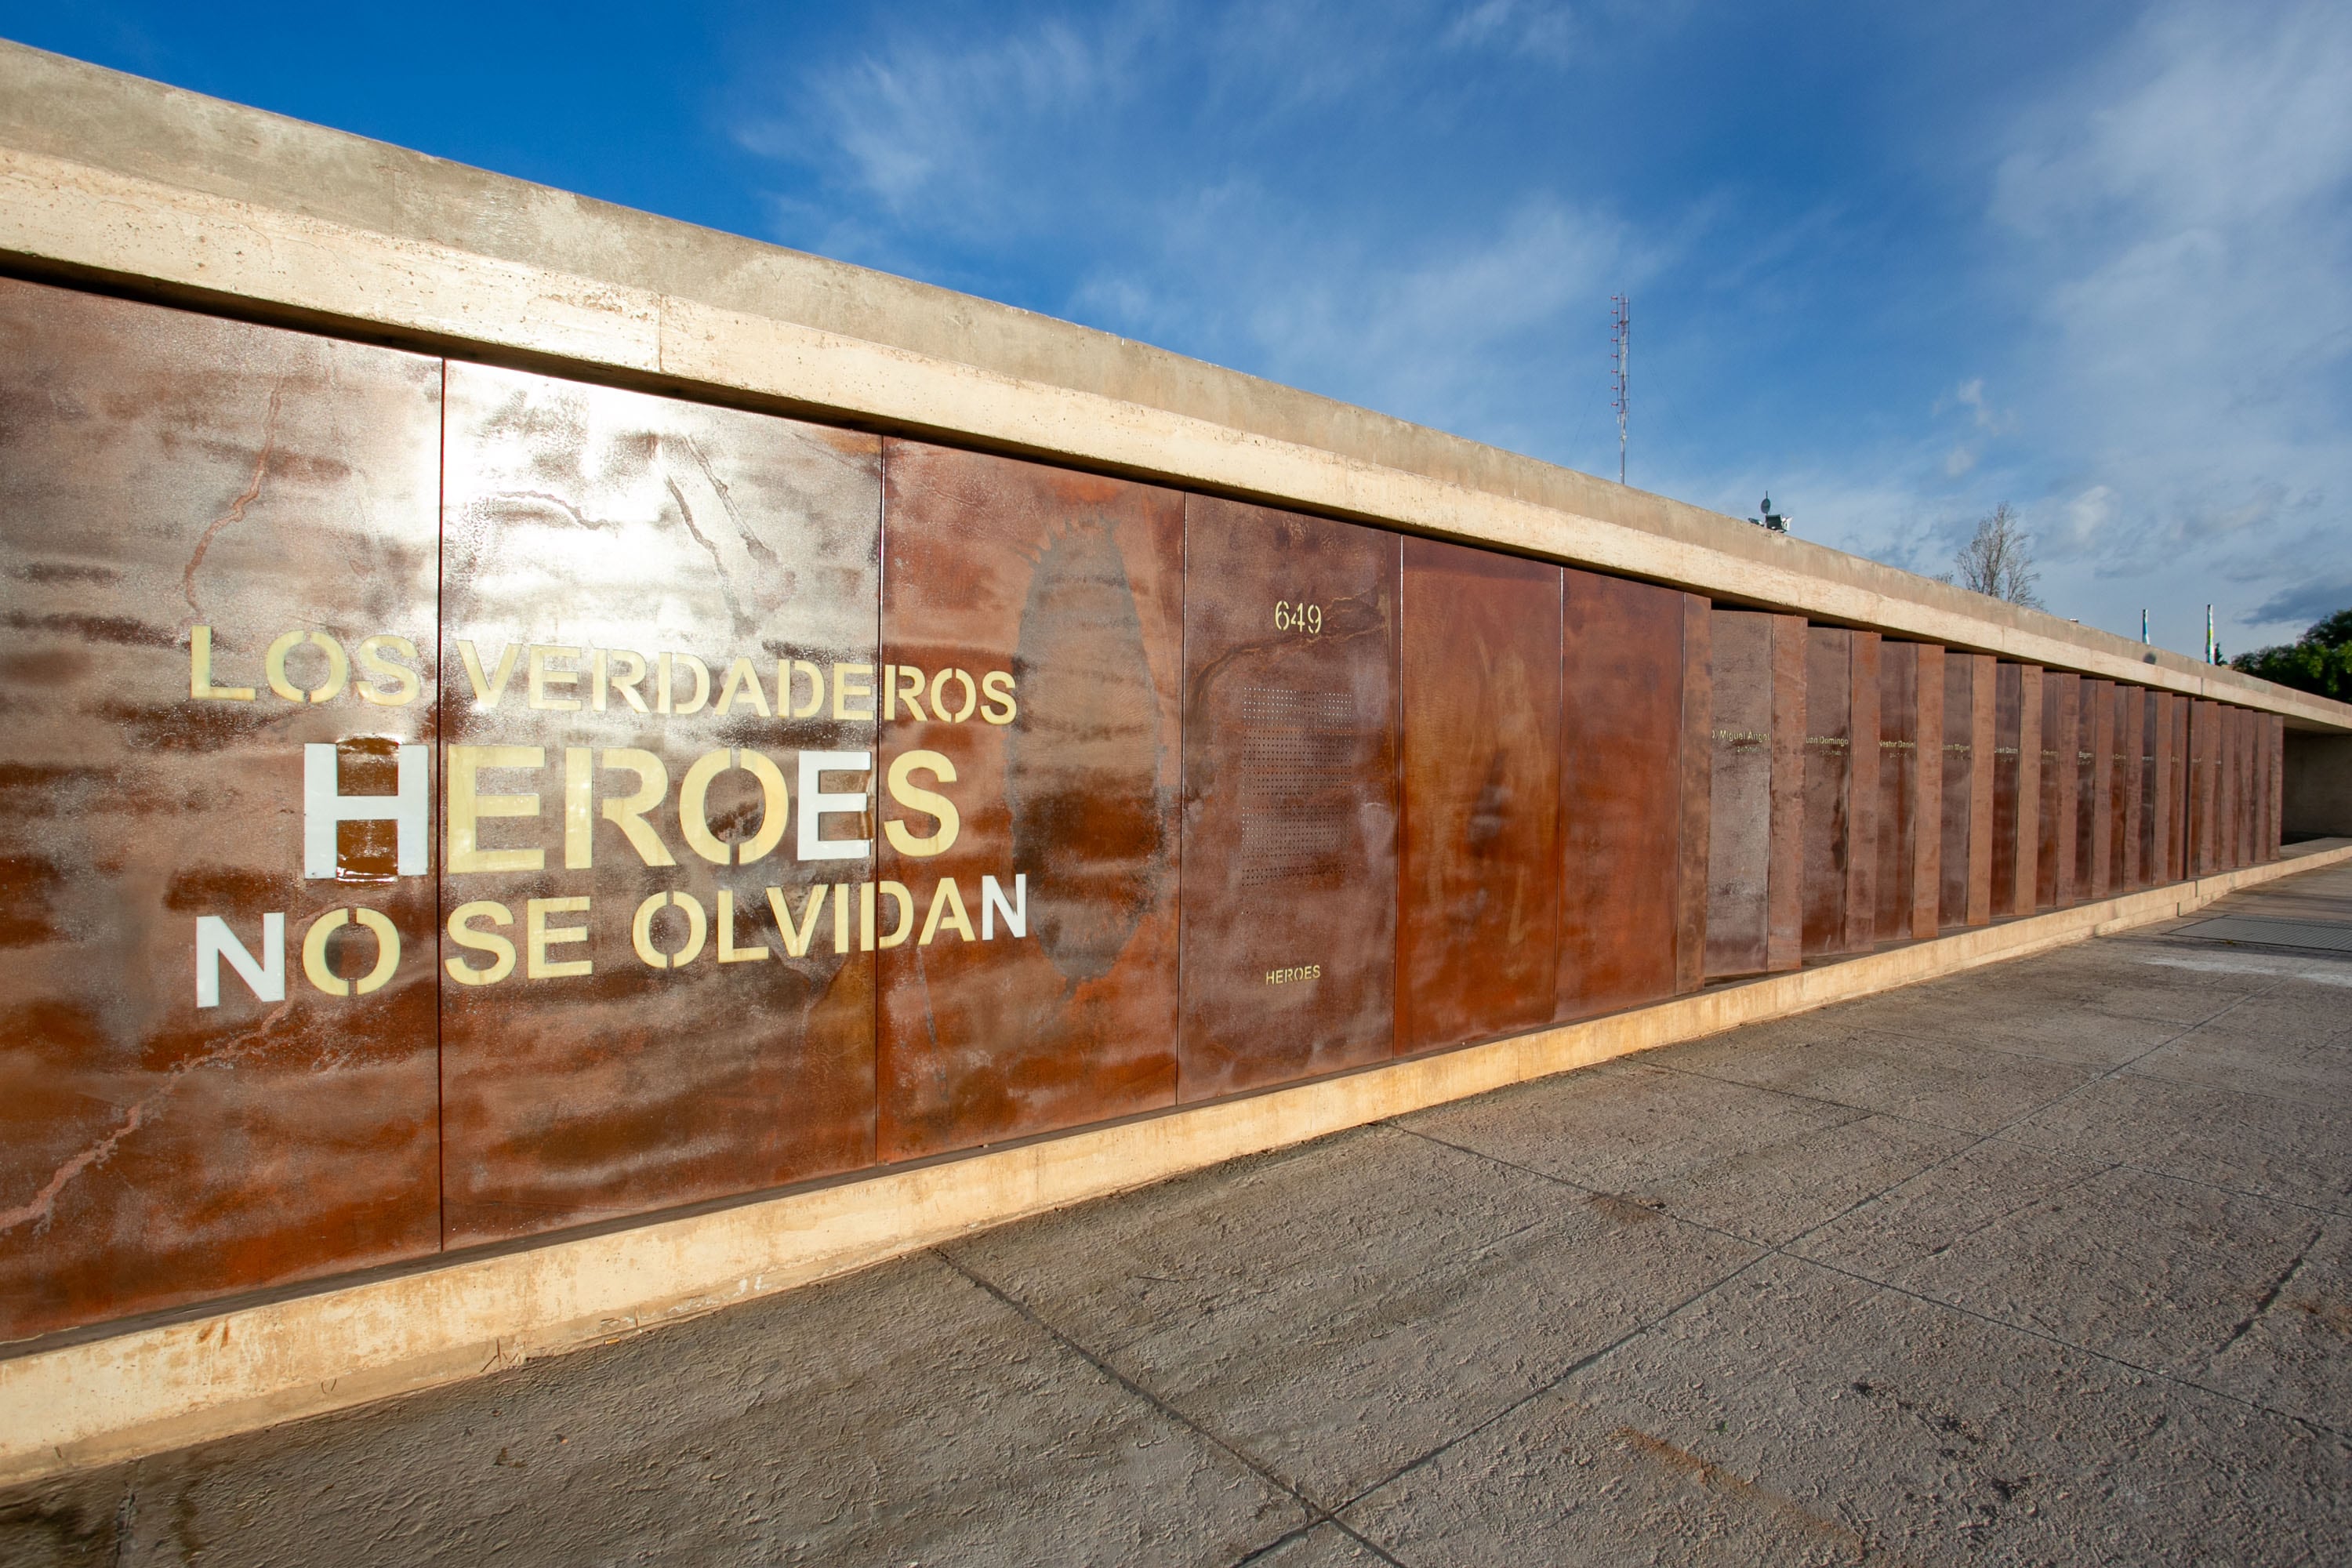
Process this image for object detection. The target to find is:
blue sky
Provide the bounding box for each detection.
[9,0,2350,658]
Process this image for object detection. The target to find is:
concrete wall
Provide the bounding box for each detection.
[2,37,2350,1486]
[2286,733,2352,837]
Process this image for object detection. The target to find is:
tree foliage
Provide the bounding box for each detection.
[1946,502,2042,608]
[2232,608,2352,702]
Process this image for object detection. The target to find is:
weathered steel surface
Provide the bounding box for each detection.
[2216,706,2240,871]
[2111,684,2141,891]
[1704,611,1805,977]
[876,440,1183,1160]
[2186,699,2215,875]
[1872,641,1919,942]
[2171,697,2191,878]
[1992,664,2042,919]
[437,363,882,1243]
[2266,714,2284,861]
[1179,497,1398,1100]
[1847,633,1882,949]
[1555,571,1706,1022]
[2037,672,2078,909]
[2081,680,2115,898]
[0,278,442,1339]
[1801,629,1879,956]
[1674,597,1714,992]
[1938,652,1994,927]
[2016,666,2043,916]
[1399,539,1561,1050]
[1801,628,1853,958]
[1912,644,1945,937]
[1991,665,2019,916]
[2154,691,2164,888]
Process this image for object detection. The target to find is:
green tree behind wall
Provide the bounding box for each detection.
[2231,608,2352,702]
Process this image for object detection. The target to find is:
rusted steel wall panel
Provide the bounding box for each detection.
[2239,709,2259,867]
[1179,498,1399,1100]
[2037,671,2078,909]
[1675,597,1713,993]
[1991,663,2042,918]
[2013,666,2042,916]
[0,278,443,1339]
[1968,656,1996,924]
[1555,572,1703,1021]
[1704,611,1806,978]
[2217,706,2241,871]
[2136,691,2161,887]
[1768,616,1809,967]
[1399,541,1561,1049]
[1873,641,1919,942]
[2081,679,2115,898]
[2172,697,2192,879]
[1846,633,1882,950]
[2114,684,2143,891]
[2267,714,2284,861]
[1801,629,1855,958]
[1799,627,1878,956]
[1939,652,1994,927]
[874,441,1183,1161]
[1912,644,1945,938]
[435,364,882,1243]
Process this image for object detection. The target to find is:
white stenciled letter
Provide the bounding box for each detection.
[982,873,1027,940]
[196,913,285,1007]
[305,742,430,877]
[797,750,872,862]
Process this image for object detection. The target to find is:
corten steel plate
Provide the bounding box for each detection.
[1704,611,1805,978]
[1966,655,1995,924]
[875,441,1183,1161]
[2187,700,2215,875]
[2238,708,2259,866]
[2216,706,2238,872]
[2170,697,2190,878]
[1938,652,1993,927]
[1179,497,1398,1101]
[1399,539,1562,1050]
[2137,691,2162,887]
[1846,632,1882,949]
[2112,684,2143,891]
[2154,691,2173,888]
[0,279,441,1340]
[1800,629,1879,956]
[2080,679,2114,898]
[2266,714,2284,862]
[1991,664,2021,917]
[2014,666,2042,916]
[1555,572,1706,1022]
[437,363,882,1246]
[1872,641,1920,942]
[2037,671,2078,909]
[1911,644,1944,938]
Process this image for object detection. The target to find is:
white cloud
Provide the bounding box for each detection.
[1980,0,2352,637]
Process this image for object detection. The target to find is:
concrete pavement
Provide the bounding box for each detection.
[6,861,2350,1566]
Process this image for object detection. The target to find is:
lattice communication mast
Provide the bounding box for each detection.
[1610,294,1631,486]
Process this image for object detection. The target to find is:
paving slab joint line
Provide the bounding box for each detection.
[932,1250,1408,1568]
[2,843,2346,1489]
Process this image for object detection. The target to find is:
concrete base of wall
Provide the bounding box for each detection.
[5,841,2347,1486]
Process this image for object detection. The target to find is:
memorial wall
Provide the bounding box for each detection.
[0,273,2292,1348]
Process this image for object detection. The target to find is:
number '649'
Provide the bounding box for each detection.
[1274,601,1323,634]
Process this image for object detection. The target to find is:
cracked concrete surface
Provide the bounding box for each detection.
[5,862,2350,1566]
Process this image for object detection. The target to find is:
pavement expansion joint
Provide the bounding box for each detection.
[2169,914,2352,954]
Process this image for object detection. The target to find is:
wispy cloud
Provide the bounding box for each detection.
[725,0,2350,654]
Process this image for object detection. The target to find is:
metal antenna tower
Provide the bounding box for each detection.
[1610,295,1631,486]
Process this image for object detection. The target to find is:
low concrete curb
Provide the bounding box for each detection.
[4,840,2347,1485]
